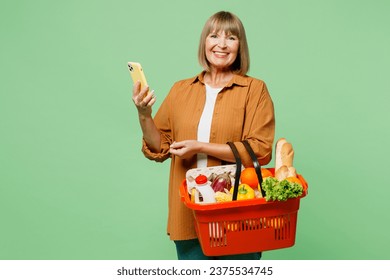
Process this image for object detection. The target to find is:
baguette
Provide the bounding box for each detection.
[275,138,294,171]
[280,143,294,168]
[287,166,297,178]
[274,138,287,171]
[275,165,289,181]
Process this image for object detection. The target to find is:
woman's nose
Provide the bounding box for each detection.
[218,38,227,47]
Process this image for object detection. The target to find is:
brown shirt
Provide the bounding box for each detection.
[142,71,275,240]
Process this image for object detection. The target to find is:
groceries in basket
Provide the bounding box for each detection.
[185,138,306,204]
[180,139,309,256]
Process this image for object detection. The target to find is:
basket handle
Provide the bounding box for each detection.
[227,141,265,200]
[242,140,266,197]
[227,142,242,201]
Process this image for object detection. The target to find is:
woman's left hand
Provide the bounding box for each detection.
[169,140,201,159]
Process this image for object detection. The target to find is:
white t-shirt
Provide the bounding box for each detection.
[197,84,223,168]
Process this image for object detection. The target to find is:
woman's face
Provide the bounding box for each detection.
[205,30,239,71]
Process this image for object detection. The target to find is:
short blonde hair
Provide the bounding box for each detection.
[198,11,250,75]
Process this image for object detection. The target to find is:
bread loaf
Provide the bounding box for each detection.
[275,138,295,180]
[275,138,294,171]
[274,138,287,171]
[281,143,294,167]
[275,165,289,181]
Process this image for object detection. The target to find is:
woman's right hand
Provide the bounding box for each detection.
[132,81,156,116]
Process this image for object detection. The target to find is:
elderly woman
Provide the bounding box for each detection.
[132,11,275,260]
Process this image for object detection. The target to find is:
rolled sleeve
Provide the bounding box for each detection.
[141,137,171,162]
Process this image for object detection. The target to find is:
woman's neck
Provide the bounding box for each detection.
[204,70,233,88]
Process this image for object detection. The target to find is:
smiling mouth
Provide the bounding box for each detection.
[213,51,229,57]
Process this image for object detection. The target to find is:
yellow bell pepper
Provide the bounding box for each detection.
[230,184,255,200]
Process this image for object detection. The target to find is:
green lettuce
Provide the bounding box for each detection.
[261,177,303,201]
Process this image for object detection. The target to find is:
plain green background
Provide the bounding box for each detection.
[1,0,389,260]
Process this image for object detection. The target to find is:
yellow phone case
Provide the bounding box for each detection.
[127,62,148,90]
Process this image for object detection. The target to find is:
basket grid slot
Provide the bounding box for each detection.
[269,214,291,240]
[208,221,227,247]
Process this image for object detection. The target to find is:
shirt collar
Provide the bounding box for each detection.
[190,71,249,88]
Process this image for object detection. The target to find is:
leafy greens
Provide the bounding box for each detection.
[262,177,303,201]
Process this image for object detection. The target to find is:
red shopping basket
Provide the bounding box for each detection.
[180,169,308,256]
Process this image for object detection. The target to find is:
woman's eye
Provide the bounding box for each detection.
[229,36,237,40]
[209,34,218,38]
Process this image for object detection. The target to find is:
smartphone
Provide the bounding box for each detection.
[127,62,148,91]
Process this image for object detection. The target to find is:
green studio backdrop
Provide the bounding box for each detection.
[1,0,389,260]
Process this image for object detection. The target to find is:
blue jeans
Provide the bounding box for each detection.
[174,238,262,260]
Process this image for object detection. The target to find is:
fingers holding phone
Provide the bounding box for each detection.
[132,82,156,114]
